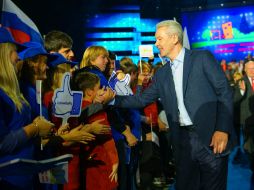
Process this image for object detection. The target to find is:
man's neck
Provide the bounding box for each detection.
[169,44,183,61]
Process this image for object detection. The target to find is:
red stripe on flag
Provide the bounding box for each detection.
[7,27,31,43]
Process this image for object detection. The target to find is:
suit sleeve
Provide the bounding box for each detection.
[79,103,104,123]
[203,51,233,133]
[115,75,160,109]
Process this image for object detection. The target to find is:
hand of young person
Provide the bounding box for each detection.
[122,125,138,146]
[85,119,111,135]
[57,123,70,135]
[61,125,95,144]
[109,163,118,182]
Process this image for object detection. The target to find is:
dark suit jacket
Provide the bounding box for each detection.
[115,49,235,152]
[234,75,254,125]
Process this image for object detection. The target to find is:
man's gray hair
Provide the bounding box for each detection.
[156,20,183,45]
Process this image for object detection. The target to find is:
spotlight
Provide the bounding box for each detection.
[221,3,224,7]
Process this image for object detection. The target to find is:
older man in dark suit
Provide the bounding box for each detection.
[114,20,235,190]
[234,58,254,170]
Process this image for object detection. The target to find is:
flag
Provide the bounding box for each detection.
[183,26,190,50]
[139,45,154,58]
[1,0,43,44]
[139,44,154,73]
[35,80,42,116]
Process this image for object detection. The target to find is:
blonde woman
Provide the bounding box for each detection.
[79,45,109,87]
[0,28,54,189]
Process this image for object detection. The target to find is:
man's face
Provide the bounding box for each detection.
[58,47,74,61]
[245,61,254,78]
[155,26,176,58]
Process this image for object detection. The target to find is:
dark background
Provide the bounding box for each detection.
[7,0,254,60]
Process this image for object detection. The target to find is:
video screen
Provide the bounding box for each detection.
[181,6,254,61]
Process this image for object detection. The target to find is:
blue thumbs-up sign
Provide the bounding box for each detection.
[52,72,83,119]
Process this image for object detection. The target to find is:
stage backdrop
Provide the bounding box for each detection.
[181,5,254,62]
[84,5,160,64]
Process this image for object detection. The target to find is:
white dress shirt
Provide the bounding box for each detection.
[170,48,193,126]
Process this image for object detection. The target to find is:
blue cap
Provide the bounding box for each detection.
[18,42,58,63]
[0,27,27,52]
[48,53,79,68]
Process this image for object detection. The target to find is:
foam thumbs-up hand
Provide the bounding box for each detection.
[108,70,133,96]
[52,72,83,120]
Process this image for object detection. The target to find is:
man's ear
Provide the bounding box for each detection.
[172,34,179,45]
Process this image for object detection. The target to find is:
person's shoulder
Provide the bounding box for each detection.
[20,81,35,97]
[188,49,212,56]
[189,49,217,63]
[0,88,16,110]
[43,91,54,105]
[0,88,9,102]
[81,99,92,108]
[154,63,170,77]
[24,85,36,102]
[44,91,54,97]
[82,65,100,73]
